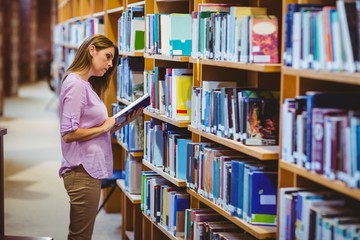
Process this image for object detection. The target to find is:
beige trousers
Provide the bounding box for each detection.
[63,165,101,240]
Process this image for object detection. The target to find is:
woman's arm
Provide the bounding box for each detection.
[62,117,116,143]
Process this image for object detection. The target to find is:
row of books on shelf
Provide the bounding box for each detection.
[143,123,279,226]
[146,13,192,56]
[140,171,256,240]
[185,208,256,240]
[186,142,278,226]
[117,57,144,102]
[118,6,145,53]
[53,18,105,47]
[283,1,360,72]
[112,103,145,152]
[191,82,280,146]
[145,3,279,63]
[281,91,360,188]
[141,171,190,237]
[144,67,193,121]
[144,118,190,178]
[279,188,360,240]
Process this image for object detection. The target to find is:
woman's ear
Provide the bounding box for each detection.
[89,45,96,56]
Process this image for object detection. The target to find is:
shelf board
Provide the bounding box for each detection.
[142,213,184,240]
[144,53,190,62]
[117,97,132,106]
[189,58,281,72]
[282,66,360,86]
[280,160,360,201]
[127,0,146,7]
[143,109,190,128]
[187,189,276,239]
[106,7,124,14]
[117,140,143,157]
[125,231,134,240]
[187,125,278,160]
[92,11,105,18]
[119,51,144,57]
[156,0,188,2]
[116,179,141,204]
[142,160,187,187]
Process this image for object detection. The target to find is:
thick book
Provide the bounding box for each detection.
[113,93,150,126]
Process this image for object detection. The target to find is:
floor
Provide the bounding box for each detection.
[1,81,122,239]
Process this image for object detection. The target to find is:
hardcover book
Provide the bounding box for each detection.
[113,93,150,126]
[249,15,279,63]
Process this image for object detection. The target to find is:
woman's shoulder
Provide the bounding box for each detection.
[63,73,89,90]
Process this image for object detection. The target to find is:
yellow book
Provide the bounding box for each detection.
[175,75,193,120]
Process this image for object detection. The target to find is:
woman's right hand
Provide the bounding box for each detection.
[102,117,116,132]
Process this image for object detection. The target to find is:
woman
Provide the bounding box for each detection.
[59,34,141,240]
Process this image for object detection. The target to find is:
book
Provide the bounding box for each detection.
[113,93,150,126]
[249,15,279,64]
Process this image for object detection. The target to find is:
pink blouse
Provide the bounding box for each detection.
[59,73,113,179]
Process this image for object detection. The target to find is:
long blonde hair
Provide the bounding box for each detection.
[62,34,119,99]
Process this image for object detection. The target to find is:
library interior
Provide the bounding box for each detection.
[1,0,360,239]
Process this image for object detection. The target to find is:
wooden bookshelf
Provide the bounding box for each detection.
[142,213,184,240]
[117,140,143,158]
[144,53,190,62]
[190,58,281,72]
[279,161,360,202]
[282,66,360,86]
[117,179,142,239]
[277,0,360,238]
[142,160,187,187]
[116,179,141,204]
[187,189,276,239]
[188,125,279,160]
[119,51,144,57]
[56,0,284,239]
[143,109,190,128]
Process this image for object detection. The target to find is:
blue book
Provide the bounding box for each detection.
[173,193,190,237]
[153,13,160,54]
[249,171,278,226]
[153,124,164,167]
[169,14,192,56]
[235,160,257,218]
[176,138,192,180]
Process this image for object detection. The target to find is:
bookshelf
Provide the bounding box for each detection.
[141,0,282,239]
[56,0,286,239]
[117,179,142,239]
[278,0,360,238]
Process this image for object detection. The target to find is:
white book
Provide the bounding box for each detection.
[336,0,356,72]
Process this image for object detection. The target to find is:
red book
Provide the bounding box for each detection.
[249,15,279,64]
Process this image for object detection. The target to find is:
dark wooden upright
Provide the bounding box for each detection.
[0,128,7,237]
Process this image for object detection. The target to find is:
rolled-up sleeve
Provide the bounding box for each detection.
[60,79,86,136]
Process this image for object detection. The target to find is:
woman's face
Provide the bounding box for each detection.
[90,46,115,77]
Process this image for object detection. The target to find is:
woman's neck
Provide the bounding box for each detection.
[75,71,90,81]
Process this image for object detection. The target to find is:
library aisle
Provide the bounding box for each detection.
[0,81,122,239]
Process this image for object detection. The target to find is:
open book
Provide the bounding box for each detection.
[112,93,150,126]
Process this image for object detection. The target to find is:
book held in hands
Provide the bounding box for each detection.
[112,93,150,126]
